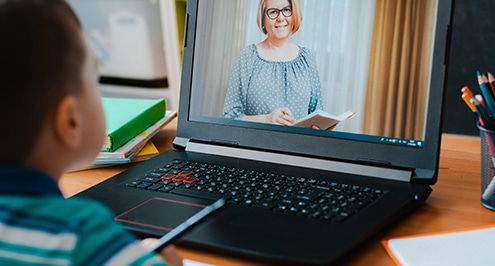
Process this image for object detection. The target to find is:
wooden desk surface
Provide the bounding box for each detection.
[60,122,494,265]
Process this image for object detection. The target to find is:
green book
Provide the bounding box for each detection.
[101,97,166,152]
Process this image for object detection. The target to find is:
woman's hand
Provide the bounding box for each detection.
[265,107,295,126]
[240,107,295,126]
[140,238,183,266]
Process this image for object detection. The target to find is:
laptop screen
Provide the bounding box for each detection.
[178,0,452,183]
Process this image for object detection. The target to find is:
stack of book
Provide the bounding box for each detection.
[93,97,177,166]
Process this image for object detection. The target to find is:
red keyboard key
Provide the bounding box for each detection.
[183,176,199,184]
[162,173,176,180]
[178,170,193,177]
[172,175,187,182]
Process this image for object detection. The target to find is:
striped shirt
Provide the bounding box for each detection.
[0,167,167,265]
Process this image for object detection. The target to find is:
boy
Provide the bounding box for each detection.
[0,0,181,265]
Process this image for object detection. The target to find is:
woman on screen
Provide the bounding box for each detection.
[222,0,323,126]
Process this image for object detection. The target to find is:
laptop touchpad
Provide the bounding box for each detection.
[115,197,205,232]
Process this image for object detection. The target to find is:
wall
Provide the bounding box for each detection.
[443,0,495,136]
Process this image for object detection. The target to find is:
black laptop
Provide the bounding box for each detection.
[75,0,453,264]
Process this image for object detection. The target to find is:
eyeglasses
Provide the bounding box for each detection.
[265,6,293,20]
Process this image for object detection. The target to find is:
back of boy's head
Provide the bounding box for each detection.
[0,0,86,166]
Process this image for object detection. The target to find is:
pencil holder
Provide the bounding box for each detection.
[478,122,495,210]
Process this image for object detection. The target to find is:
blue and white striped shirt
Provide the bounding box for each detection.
[0,167,167,265]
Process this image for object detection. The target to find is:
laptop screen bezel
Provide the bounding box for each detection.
[177,0,453,184]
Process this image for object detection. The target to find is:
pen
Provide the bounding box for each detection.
[461,93,476,112]
[484,130,495,166]
[461,86,476,112]
[482,175,495,201]
[471,97,493,129]
[475,94,487,110]
[151,198,225,252]
[461,86,474,99]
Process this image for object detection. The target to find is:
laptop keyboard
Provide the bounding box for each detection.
[126,159,386,223]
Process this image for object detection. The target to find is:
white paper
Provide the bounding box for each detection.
[386,227,495,266]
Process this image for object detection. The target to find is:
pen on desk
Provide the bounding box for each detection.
[150,198,225,252]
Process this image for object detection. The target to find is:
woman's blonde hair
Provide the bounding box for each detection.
[257,0,302,35]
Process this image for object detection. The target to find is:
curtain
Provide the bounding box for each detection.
[189,0,254,117]
[292,0,375,133]
[363,0,437,140]
[191,0,376,134]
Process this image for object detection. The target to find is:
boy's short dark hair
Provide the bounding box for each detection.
[0,0,86,165]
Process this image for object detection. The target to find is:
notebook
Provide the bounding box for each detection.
[75,0,454,264]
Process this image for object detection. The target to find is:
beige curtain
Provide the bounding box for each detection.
[363,0,436,140]
[190,0,252,117]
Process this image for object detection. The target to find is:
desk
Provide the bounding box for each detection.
[60,121,494,265]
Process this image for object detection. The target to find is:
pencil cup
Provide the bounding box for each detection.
[478,122,495,210]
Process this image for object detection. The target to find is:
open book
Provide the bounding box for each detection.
[293,110,355,129]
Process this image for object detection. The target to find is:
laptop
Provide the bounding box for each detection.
[75,0,454,264]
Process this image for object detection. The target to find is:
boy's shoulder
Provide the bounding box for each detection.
[0,195,166,265]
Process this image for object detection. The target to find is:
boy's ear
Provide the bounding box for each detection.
[53,95,81,149]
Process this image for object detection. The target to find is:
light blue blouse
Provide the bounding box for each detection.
[222,44,323,121]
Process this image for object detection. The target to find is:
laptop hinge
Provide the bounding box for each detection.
[185,141,413,182]
[173,137,189,150]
